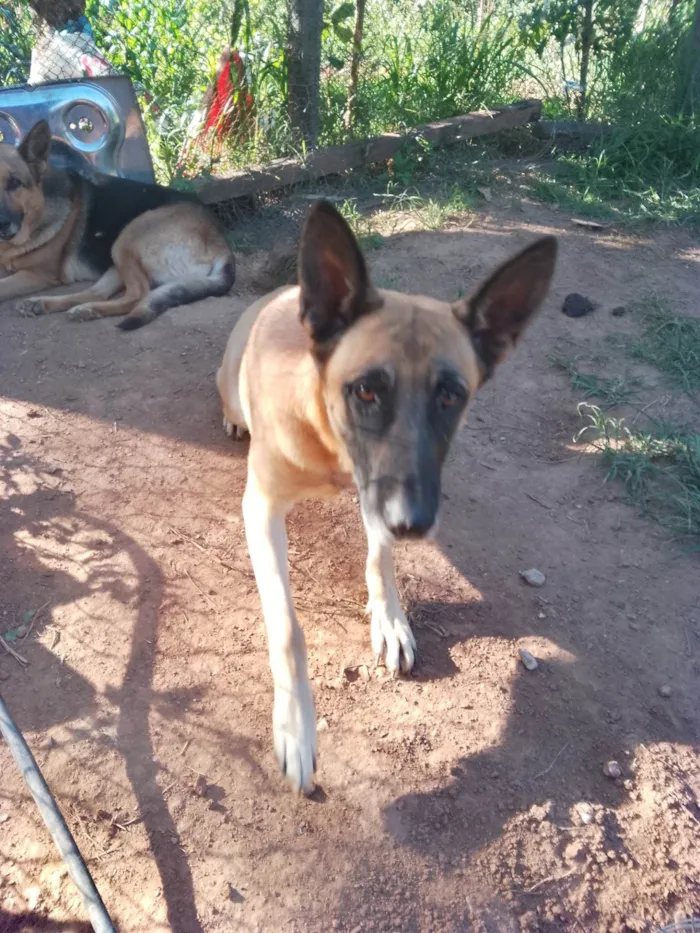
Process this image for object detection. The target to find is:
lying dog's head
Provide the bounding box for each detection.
[0,120,51,246]
[298,200,557,542]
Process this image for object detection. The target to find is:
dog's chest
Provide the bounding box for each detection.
[62,253,99,283]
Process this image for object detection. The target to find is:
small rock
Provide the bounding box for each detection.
[564,839,585,861]
[358,664,370,682]
[562,293,596,318]
[602,760,622,780]
[0,813,9,824]
[658,684,672,698]
[194,775,208,798]
[24,886,42,910]
[519,648,539,671]
[576,802,594,825]
[610,305,627,317]
[220,880,244,903]
[529,802,551,822]
[520,568,545,587]
[317,717,329,732]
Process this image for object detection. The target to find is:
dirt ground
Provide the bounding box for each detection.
[1,194,699,933]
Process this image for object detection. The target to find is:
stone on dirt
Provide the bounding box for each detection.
[520,568,546,587]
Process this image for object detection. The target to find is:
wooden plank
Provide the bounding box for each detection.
[196,99,542,204]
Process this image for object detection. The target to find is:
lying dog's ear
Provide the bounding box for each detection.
[298,200,382,355]
[18,120,52,181]
[453,236,557,380]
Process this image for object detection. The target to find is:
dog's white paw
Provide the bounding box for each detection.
[368,600,416,674]
[67,305,100,323]
[272,680,317,794]
[16,298,44,317]
[223,415,249,440]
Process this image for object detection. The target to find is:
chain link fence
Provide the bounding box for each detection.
[0,0,533,185]
[0,0,271,181]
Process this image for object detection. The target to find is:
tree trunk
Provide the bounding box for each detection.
[577,0,595,121]
[633,0,650,35]
[287,0,324,147]
[28,0,85,28]
[345,0,367,134]
[680,0,700,116]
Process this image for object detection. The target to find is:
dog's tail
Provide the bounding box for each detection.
[117,256,235,331]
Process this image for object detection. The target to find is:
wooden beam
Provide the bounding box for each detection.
[195,99,542,204]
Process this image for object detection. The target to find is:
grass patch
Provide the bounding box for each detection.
[380,183,476,231]
[629,297,700,394]
[551,354,641,407]
[338,200,385,251]
[576,404,700,546]
[530,118,700,228]
[338,180,475,249]
[531,157,700,226]
[558,298,700,546]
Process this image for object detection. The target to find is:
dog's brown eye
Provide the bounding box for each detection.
[6,176,22,192]
[356,384,377,404]
[437,386,459,408]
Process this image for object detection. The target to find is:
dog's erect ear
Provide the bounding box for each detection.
[298,200,382,353]
[453,236,557,380]
[18,121,52,181]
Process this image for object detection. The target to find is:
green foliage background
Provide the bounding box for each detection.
[1,0,698,219]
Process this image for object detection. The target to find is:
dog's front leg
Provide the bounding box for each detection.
[243,469,317,793]
[0,270,54,303]
[364,523,416,675]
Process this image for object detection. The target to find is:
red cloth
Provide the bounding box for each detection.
[204,50,253,139]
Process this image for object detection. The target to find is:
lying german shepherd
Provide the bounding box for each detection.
[217,200,557,793]
[0,120,234,329]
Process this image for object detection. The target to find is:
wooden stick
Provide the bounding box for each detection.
[533,742,569,779]
[168,526,242,575]
[184,570,217,611]
[0,635,28,667]
[21,601,50,644]
[525,493,552,510]
[524,867,577,894]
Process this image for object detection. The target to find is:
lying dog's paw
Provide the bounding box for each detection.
[16,298,44,317]
[223,415,249,441]
[67,305,100,323]
[368,601,416,675]
[272,680,317,795]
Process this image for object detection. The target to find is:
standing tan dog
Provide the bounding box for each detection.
[0,120,234,329]
[217,201,557,793]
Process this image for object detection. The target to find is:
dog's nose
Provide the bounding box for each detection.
[0,218,18,240]
[389,517,433,539]
[383,495,436,540]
